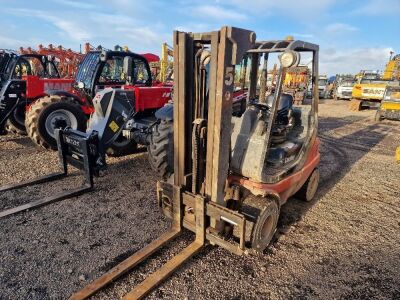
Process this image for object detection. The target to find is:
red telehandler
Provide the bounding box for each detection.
[0,48,172,155]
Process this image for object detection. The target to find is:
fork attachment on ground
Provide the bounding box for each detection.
[0,128,102,218]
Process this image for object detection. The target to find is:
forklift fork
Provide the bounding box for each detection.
[69,185,206,300]
[0,128,99,219]
[70,182,248,300]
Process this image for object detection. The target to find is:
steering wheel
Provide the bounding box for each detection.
[248,99,270,111]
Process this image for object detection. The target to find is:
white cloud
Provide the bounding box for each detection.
[291,33,314,39]
[55,0,95,9]
[48,18,92,40]
[192,5,247,21]
[355,0,400,15]
[320,47,393,75]
[325,23,358,34]
[116,27,169,48]
[222,0,337,16]
[4,7,168,53]
[0,36,26,49]
[7,8,92,41]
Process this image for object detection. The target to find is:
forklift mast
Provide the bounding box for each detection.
[173,27,256,204]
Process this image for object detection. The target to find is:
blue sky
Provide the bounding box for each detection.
[1,0,399,75]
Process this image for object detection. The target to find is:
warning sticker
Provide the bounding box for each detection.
[109,121,120,132]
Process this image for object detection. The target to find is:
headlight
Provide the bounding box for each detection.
[279,50,300,68]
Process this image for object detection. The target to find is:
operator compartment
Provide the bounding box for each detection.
[231,42,317,184]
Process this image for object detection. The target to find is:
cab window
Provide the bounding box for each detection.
[13,57,45,78]
[99,56,125,84]
[133,58,149,84]
[46,61,59,78]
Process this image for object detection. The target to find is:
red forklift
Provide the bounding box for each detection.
[69,26,321,299]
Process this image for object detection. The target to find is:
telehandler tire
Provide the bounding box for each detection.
[240,195,280,253]
[295,168,319,202]
[25,96,87,150]
[106,134,138,157]
[147,120,174,178]
[6,103,27,135]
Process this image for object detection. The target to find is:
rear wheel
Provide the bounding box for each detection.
[106,133,138,157]
[374,110,383,122]
[25,96,87,150]
[147,120,174,178]
[349,99,362,111]
[295,168,320,202]
[6,102,27,135]
[240,195,280,253]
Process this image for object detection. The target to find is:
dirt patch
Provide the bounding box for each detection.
[0,100,399,299]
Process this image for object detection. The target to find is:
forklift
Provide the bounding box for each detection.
[69,26,320,299]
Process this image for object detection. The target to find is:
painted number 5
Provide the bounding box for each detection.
[225,66,234,86]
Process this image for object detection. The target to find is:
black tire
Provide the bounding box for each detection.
[25,96,87,150]
[147,120,174,178]
[374,110,383,122]
[295,168,320,202]
[106,133,138,157]
[240,195,280,253]
[6,102,27,135]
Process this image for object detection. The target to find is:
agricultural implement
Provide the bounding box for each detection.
[68,26,321,299]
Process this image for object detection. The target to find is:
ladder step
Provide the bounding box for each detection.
[123,241,203,300]
[69,229,181,300]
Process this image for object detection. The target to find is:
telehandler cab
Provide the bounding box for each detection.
[0,51,71,135]
[70,26,321,299]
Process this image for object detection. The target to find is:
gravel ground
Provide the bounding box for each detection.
[0,100,399,300]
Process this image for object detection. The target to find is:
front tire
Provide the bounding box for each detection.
[147,120,174,178]
[240,195,280,253]
[25,96,87,150]
[6,102,27,135]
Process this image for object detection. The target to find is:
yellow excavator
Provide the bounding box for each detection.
[349,53,400,111]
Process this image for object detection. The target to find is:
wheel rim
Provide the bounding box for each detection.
[45,109,78,138]
[306,169,319,201]
[260,214,275,239]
